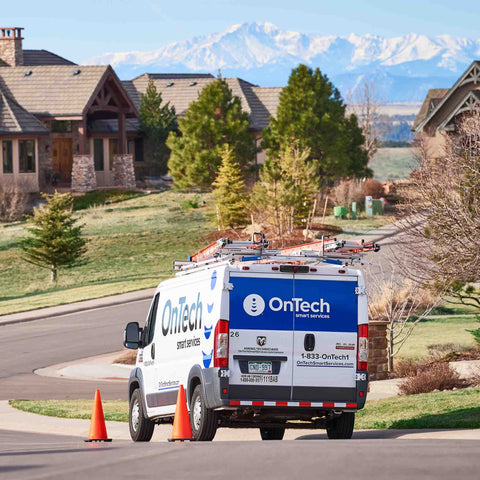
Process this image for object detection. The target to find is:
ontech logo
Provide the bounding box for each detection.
[243,294,265,316]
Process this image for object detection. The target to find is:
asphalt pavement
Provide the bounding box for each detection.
[1,430,478,480]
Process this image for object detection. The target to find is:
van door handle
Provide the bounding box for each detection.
[304,334,315,352]
[151,343,155,359]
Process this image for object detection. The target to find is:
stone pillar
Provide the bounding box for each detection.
[71,155,97,192]
[112,154,136,189]
[368,320,389,380]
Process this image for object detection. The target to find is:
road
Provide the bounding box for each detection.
[1,430,478,480]
[0,299,151,400]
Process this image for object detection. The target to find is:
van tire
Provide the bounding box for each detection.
[260,427,285,440]
[129,389,155,442]
[190,384,217,441]
[326,412,355,439]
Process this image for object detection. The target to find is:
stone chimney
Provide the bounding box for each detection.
[0,28,24,66]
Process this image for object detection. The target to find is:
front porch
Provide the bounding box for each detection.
[42,68,140,192]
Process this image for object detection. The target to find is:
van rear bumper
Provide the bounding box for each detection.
[207,368,369,411]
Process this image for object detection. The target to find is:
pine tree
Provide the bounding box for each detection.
[21,192,87,282]
[262,64,371,180]
[252,145,318,241]
[212,145,249,229]
[139,79,177,175]
[167,79,256,190]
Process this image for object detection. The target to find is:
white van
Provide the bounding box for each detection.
[124,239,373,441]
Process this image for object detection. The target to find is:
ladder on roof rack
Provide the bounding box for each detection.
[174,233,380,272]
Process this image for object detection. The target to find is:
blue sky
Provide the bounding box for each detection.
[4,0,480,62]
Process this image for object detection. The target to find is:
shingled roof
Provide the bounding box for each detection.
[126,73,282,131]
[0,89,49,134]
[413,88,449,131]
[0,65,110,117]
[22,50,76,66]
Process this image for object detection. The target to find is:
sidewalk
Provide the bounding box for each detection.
[0,288,156,326]
[3,401,479,441]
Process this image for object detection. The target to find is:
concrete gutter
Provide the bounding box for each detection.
[0,288,156,327]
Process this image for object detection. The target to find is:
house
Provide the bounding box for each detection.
[122,73,282,166]
[0,27,282,193]
[413,60,480,157]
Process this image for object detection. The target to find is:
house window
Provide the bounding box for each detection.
[109,138,119,170]
[93,138,104,171]
[134,138,144,162]
[51,120,72,133]
[2,140,13,174]
[19,140,36,173]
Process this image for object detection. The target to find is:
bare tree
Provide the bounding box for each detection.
[348,80,383,161]
[367,261,440,372]
[397,111,480,311]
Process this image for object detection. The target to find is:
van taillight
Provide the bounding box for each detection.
[357,324,368,371]
[214,320,229,367]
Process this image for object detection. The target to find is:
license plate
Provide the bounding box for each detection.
[248,361,272,374]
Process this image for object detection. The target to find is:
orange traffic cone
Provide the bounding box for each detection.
[85,389,112,442]
[168,385,193,442]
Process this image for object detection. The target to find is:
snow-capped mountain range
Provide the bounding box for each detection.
[87,22,480,102]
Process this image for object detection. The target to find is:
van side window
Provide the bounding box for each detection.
[143,293,159,346]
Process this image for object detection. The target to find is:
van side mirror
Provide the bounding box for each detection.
[124,322,142,349]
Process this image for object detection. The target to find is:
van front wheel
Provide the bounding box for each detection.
[129,389,155,442]
[190,384,217,441]
[326,412,355,439]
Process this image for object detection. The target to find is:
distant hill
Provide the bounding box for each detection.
[86,22,478,102]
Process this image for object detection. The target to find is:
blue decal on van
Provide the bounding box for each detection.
[204,326,213,339]
[202,350,213,368]
[210,270,217,290]
[207,303,214,313]
[229,276,357,332]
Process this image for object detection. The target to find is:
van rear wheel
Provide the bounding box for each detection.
[190,384,217,441]
[129,389,155,442]
[326,412,355,439]
[260,427,285,440]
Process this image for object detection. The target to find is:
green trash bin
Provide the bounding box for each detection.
[333,206,347,219]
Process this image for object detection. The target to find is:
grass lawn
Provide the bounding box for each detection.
[0,191,213,315]
[10,387,480,429]
[369,147,418,181]
[397,316,479,360]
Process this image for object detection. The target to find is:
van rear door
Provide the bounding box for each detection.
[291,274,358,403]
[228,272,294,401]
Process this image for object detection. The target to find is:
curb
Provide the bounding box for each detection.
[0,288,156,327]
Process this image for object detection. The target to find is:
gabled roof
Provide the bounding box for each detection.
[22,50,76,66]
[0,65,111,117]
[437,90,480,131]
[412,88,448,131]
[126,74,282,131]
[0,89,49,134]
[415,60,480,132]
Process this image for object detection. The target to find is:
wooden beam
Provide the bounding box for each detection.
[78,118,88,155]
[118,112,126,154]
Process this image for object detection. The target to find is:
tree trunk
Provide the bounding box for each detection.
[51,267,57,283]
[388,325,394,372]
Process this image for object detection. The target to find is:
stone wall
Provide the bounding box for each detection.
[71,155,96,192]
[368,320,389,380]
[112,154,136,189]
